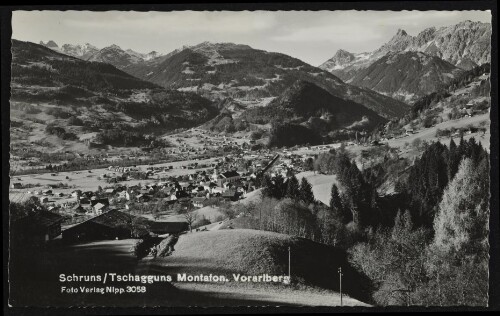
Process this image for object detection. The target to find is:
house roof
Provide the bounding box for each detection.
[64,210,135,233]
[66,209,189,235]
[94,203,107,210]
[91,198,109,207]
[14,211,64,230]
[73,205,87,213]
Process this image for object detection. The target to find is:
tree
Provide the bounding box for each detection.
[412,137,422,149]
[349,211,430,306]
[10,196,46,221]
[422,157,489,306]
[285,175,300,199]
[261,174,274,197]
[183,206,197,233]
[433,158,489,255]
[329,184,346,222]
[447,138,459,180]
[299,177,315,205]
[303,157,314,171]
[262,174,287,199]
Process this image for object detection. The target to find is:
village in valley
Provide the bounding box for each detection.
[10,138,305,241]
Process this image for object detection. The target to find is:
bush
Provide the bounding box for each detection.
[412,137,422,149]
[250,130,264,140]
[68,116,84,126]
[45,107,72,119]
[45,124,78,140]
[193,216,211,229]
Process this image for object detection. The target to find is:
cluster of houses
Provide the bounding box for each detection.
[11,147,321,246]
[58,167,253,217]
[459,100,485,118]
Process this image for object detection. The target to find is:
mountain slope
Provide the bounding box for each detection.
[349,51,464,102]
[40,40,163,67]
[381,63,491,140]
[13,40,158,91]
[87,44,150,69]
[123,42,409,120]
[321,20,491,81]
[10,40,218,149]
[60,43,99,60]
[240,80,386,132]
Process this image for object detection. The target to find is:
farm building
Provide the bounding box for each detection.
[62,210,136,243]
[222,189,240,201]
[192,196,209,208]
[11,183,22,189]
[62,210,188,243]
[72,204,87,214]
[12,211,63,246]
[91,198,109,208]
[92,203,108,215]
[214,170,241,186]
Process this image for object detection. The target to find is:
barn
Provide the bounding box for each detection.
[62,210,189,243]
[62,210,135,243]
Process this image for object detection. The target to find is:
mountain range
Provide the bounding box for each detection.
[348,51,464,102]
[15,19,491,147]
[40,39,409,119]
[320,20,491,102]
[39,40,163,66]
[121,41,409,120]
[12,40,217,131]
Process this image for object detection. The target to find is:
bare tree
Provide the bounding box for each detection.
[183,207,197,232]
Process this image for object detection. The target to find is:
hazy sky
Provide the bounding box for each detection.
[12,10,491,66]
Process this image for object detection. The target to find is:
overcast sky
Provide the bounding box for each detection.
[12,10,491,66]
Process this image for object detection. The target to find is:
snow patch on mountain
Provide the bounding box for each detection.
[320,20,491,80]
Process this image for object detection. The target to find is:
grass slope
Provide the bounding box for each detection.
[149,229,372,303]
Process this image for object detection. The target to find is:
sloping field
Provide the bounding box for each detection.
[145,229,372,305]
[388,113,490,151]
[296,171,340,205]
[238,188,263,205]
[162,205,223,223]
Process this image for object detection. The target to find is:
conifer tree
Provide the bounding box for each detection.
[447,138,459,180]
[433,158,489,255]
[286,175,300,199]
[299,177,315,205]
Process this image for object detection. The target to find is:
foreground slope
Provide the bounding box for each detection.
[143,229,372,305]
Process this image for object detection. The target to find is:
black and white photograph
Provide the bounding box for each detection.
[2,3,498,310]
